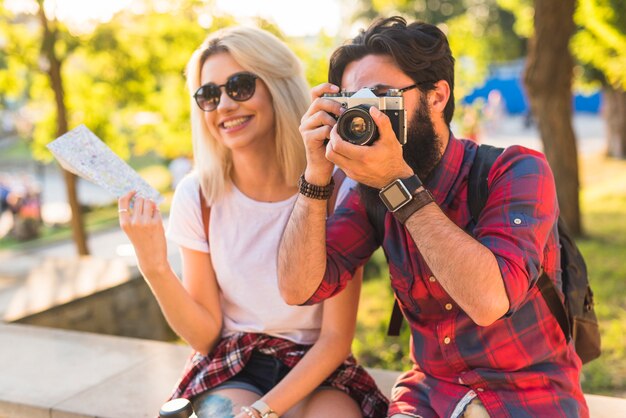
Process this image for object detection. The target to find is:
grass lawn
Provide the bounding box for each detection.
[353,153,626,397]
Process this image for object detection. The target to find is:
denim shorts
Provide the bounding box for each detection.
[213,351,292,395]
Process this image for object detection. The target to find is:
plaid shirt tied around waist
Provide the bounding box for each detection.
[170,332,389,418]
[307,137,589,418]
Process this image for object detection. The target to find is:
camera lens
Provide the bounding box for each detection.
[337,105,378,146]
[350,117,368,135]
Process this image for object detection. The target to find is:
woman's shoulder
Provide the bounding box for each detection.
[171,172,201,206]
[177,171,199,189]
[174,172,200,194]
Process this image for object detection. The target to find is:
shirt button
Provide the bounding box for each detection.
[444,336,451,344]
[445,303,453,311]
[476,387,485,392]
[513,218,522,225]
[429,276,436,282]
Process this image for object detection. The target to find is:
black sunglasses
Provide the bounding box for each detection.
[193,72,259,112]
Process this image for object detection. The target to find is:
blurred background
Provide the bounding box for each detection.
[1,0,625,399]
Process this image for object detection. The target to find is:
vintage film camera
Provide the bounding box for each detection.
[323,88,407,146]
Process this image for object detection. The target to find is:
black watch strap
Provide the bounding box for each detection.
[393,188,434,224]
[379,174,423,212]
[395,174,422,194]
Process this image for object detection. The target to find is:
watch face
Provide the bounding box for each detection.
[380,181,412,211]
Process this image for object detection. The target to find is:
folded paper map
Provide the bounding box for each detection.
[47,124,163,204]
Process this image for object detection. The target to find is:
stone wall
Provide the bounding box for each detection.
[3,256,176,341]
[12,276,176,341]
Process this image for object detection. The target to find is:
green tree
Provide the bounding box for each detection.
[0,0,231,253]
[503,0,626,230]
[572,0,626,159]
[37,0,90,254]
[523,0,582,235]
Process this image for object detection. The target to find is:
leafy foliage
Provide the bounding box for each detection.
[1,1,235,163]
[497,0,533,38]
[572,0,626,89]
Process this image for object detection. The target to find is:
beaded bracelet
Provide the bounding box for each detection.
[298,174,335,200]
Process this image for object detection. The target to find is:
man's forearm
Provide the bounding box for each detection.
[278,195,329,305]
[404,202,509,326]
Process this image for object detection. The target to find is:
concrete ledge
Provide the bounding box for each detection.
[0,323,189,418]
[2,257,131,321]
[0,323,624,417]
[1,256,175,341]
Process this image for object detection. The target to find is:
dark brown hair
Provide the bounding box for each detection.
[329,16,455,125]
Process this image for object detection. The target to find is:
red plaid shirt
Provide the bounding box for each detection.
[308,137,588,417]
[170,332,388,418]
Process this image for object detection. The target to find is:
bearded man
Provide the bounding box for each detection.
[278,16,588,418]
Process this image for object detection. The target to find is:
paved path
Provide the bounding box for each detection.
[0,218,181,279]
[477,113,605,155]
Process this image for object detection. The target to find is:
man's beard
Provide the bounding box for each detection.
[357,95,443,211]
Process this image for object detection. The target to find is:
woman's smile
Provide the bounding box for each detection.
[220,115,254,132]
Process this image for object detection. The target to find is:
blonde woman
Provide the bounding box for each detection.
[118,26,387,418]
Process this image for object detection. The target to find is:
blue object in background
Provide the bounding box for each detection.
[574,92,602,114]
[464,77,528,114]
[462,60,602,114]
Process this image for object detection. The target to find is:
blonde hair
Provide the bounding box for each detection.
[186,26,309,204]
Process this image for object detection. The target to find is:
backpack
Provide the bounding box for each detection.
[369,144,601,364]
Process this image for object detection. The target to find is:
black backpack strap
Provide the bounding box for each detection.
[468,145,504,223]
[387,298,404,336]
[360,187,402,336]
[365,194,387,246]
[537,271,572,342]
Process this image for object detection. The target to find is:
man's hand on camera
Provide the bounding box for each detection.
[326,105,413,188]
[300,83,344,185]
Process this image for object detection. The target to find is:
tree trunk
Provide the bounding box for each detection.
[524,0,582,236]
[603,86,626,159]
[37,1,90,255]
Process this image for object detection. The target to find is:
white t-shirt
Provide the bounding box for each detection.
[166,172,355,345]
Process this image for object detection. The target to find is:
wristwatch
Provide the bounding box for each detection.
[379,174,422,212]
[379,174,434,224]
[250,400,279,418]
[393,188,434,224]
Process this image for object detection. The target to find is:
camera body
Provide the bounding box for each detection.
[323,88,407,146]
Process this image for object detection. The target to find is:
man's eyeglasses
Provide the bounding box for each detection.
[193,72,259,112]
[371,81,435,97]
